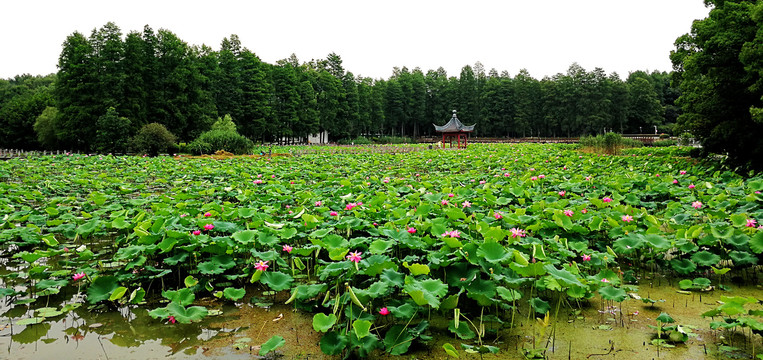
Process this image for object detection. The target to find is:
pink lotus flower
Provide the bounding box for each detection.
[254,260,269,271]
[688,184,695,189]
[538,174,545,179]
[558,191,566,197]
[253,179,263,184]
[441,200,448,206]
[330,211,338,216]
[510,228,526,238]
[283,244,293,253]
[204,212,212,217]
[747,219,757,227]
[346,251,362,263]
[372,222,378,226]
[479,180,486,184]
[271,175,276,178]
[504,173,510,177]
[622,215,633,223]
[204,224,215,231]
[581,208,588,214]
[582,254,591,261]
[673,179,678,184]
[494,212,503,220]
[407,227,416,234]
[345,203,358,211]
[692,201,703,209]
[168,315,176,324]
[655,174,660,177]
[585,176,592,181]
[601,278,610,283]
[72,272,86,281]
[680,170,687,175]
[442,230,461,238]
[383,178,389,183]
[462,201,472,208]
[448,193,455,198]
[315,201,322,207]
[379,307,389,316]
[180,214,187,218]
[530,176,538,181]
[602,197,612,203]
[564,209,574,217]
[192,230,201,236]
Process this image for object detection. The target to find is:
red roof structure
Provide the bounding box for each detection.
[434,110,474,148]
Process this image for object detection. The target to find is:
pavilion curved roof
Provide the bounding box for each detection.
[434,110,475,133]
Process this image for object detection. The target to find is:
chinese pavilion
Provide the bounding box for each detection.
[434,110,475,148]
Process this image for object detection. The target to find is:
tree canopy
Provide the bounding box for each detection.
[671,0,763,168]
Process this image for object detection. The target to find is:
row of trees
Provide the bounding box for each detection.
[1,22,680,152]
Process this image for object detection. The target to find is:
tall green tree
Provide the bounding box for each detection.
[671,0,763,168]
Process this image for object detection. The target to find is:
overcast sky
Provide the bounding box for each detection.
[1,0,711,80]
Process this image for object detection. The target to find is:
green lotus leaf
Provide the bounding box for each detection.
[365,281,390,298]
[162,288,195,306]
[320,331,348,355]
[729,251,758,266]
[496,287,522,302]
[388,303,417,319]
[678,279,693,290]
[109,286,128,301]
[750,232,763,253]
[725,234,750,248]
[369,239,393,254]
[353,319,372,339]
[293,283,328,300]
[313,312,337,333]
[404,263,430,276]
[16,317,45,325]
[656,312,675,323]
[404,278,448,308]
[693,277,711,289]
[448,319,476,339]
[380,269,405,287]
[86,276,119,304]
[443,343,460,358]
[231,230,257,244]
[510,262,546,277]
[598,286,627,302]
[670,259,697,275]
[260,271,294,291]
[691,251,720,267]
[384,324,414,355]
[362,254,397,276]
[529,297,550,314]
[544,265,583,287]
[259,335,285,356]
[36,279,68,290]
[612,235,643,254]
[166,302,208,324]
[477,241,510,263]
[644,234,671,251]
[223,287,246,301]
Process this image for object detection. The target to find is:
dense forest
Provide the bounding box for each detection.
[1,0,761,170]
[0,22,677,151]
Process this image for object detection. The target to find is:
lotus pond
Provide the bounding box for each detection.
[2,143,763,359]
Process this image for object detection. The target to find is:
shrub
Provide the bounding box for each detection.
[131,123,176,156]
[373,136,414,144]
[188,129,253,155]
[338,137,373,145]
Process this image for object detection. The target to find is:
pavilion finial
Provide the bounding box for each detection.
[452,110,457,118]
